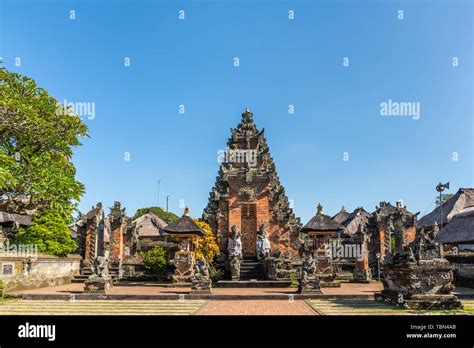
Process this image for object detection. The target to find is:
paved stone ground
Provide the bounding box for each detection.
[0,299,205,315]
[12,282,384,296]
[308,299,474,315]
[308,299,412,315]
[1,298,472,316]
[195,300,317,315]
[6,283,473,316]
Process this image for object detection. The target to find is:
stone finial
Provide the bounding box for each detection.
[183,206,190,217]
[317,203,323,215]
[340,205,346,213]
[245,106,250,113]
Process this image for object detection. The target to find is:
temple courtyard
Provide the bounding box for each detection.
[1,282,474,315]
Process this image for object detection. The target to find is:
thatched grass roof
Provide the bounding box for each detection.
[332,206,350,224]
[301,204,344,233]
[436,207,474,244]
[132,212,168,237]
[160,208,204,236]
[418,188,474,227]
[343,207,370,235]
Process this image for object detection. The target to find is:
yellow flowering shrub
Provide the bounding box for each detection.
[193,219,219,263]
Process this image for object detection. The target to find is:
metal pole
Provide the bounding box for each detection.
[439,191,442,232]
[157,180,161,207]
[166,195,169,212]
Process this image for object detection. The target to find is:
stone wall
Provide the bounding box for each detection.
[0,254,81,292]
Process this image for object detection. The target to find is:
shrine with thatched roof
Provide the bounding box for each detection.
[436,207,474,246]
[418,188,474,230]
[300,203,343,280]
[161,207,204,283]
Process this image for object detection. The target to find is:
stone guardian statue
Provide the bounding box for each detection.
[191,256,212,294]
[256,223,271,261]
[227,224,243,281]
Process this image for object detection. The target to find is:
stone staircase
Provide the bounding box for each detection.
[71,266,120,283]
[218,257,293,287]
[239,257,265,280]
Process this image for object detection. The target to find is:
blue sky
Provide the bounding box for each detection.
[1,0,472,223]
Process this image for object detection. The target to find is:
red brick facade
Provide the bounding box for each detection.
[204,109,302,259]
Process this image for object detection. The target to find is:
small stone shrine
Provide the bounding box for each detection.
[300,203,344,284]
[377,205,463,309]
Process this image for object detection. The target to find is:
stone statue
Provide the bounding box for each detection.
[414,228,442,260]
[194,256,210,280]
[385,218,395,258]
[191,256,212,294]
[227,224,242,280]
[131,228,141,254]
[94,254,110,278]
[393,209,408,254]
[301,253,317,280]
[84,251,112,294]
[256,223,271,260]
[298,253,321,294]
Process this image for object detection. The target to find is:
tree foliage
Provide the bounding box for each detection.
[0,280,5,299]
[0,68,88,222]
[133,206,179,224]
[435,193,454,206]
[14,210,77,257]
[193,220,219,263]
[141,246,172,279]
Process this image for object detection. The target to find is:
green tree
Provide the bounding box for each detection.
[14,210,77,257]
[141,246,172,279]
[0,68,88,223]
[435,193,454,206]
[133,206,179,224]
[0,280,5,300]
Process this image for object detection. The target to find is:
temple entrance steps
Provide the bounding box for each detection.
[71,266,120,284]
[217,257,292,288]
[239,257,264,281]
[217,280,292,288]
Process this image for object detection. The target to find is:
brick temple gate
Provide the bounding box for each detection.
[203,108,302,260]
